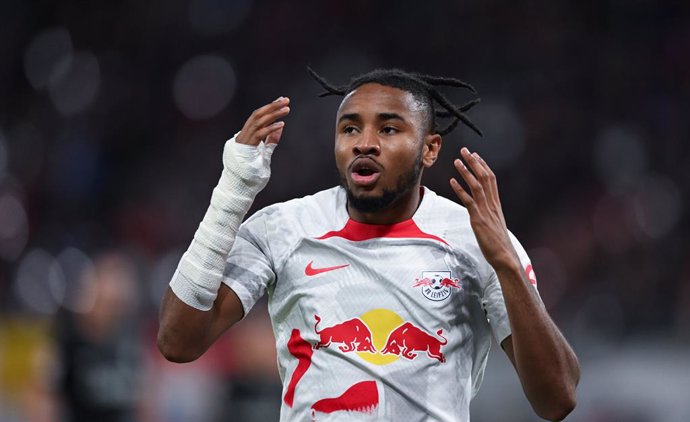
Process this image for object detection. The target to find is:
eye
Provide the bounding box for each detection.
[381,126,399,135]
[342,125,359,134]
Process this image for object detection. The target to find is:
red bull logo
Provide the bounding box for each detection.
[380,322,447,363]
[313,315,376,353]
[413,271,461,301]
[312,309,447,365]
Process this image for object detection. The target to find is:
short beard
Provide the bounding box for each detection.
[343,151,423,214]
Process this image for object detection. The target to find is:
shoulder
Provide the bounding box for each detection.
[414,187,474,242]
[242,186,347,237]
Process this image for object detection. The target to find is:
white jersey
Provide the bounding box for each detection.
[223,186,538,422]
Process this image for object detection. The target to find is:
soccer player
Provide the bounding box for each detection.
[157,69,580,421]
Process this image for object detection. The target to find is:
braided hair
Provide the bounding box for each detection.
[307,67,482,137]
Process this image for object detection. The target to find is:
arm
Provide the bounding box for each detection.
[450,147,579,421]
[157,97,290,362]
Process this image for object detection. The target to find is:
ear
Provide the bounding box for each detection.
[422,133,442,168]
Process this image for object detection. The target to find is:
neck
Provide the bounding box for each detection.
[347,185,423,225]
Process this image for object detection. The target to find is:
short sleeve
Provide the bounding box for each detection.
[222,211,276,317]
[481,231,540,345]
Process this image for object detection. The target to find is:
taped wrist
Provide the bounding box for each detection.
[169,135,275,310]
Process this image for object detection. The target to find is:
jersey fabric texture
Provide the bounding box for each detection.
[223,186,537,422]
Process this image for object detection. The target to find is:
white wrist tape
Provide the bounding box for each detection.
[169,134,276,310]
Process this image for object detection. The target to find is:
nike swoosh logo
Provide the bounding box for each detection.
[305,261,349,276]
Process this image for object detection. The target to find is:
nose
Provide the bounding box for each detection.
[352,129,380,156]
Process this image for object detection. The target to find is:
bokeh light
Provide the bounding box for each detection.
[13,250,65,315]
[23,26,73,90]
[594,125,648,195]
[173,54,236,120]
[48,51,101,115]
[0,193,29,261]
[55,247,96,313]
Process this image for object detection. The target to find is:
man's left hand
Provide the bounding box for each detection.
[449,147,520,271]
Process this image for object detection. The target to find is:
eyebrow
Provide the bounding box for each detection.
[337,112,406,124]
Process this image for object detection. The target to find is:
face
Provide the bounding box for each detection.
[335,83,440,213]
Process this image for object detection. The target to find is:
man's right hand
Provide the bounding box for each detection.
[235,96,290,146]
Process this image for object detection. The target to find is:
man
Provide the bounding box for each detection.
[158,69,579,421]
[27,251,143,422]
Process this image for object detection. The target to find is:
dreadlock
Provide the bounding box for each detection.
[307,67,483,137]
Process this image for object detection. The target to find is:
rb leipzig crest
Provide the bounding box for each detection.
[413,271,461,301]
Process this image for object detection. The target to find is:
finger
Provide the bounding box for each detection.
[237,97,290,145]
[473,153,507,226]
[265,125,284,145]
[252,121,285,145]
[449,177,476,212]
[461,148,491,190]
[251,105,290,133]
[454,155,486,202]
[473,153,499,204]
[250,97,290,121]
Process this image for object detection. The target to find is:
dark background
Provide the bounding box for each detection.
[1,1,689,421]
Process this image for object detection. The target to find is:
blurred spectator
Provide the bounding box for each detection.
[26,251,143,422]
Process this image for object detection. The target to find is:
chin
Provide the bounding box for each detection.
[345,186,399,213]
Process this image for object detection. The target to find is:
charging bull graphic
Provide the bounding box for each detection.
[313,315,376,353]
[380,322,447,363]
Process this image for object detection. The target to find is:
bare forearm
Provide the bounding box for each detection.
[157,286,242,362]
[496,263,579,420]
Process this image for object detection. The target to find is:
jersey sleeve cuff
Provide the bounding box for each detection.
[494,323,512,346]
[222,278,255,319]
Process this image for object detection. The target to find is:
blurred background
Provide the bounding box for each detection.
[1,0,689,421]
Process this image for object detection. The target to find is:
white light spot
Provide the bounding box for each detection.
[13,249,64,315]
[173,54,235,120]
[56,247,96,313]
[0,194,29,261]
[49,51,101,115]
[23,27,73,90]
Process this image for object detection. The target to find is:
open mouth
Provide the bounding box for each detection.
[350,158,382,187]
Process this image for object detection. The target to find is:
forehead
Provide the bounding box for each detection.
[337,83,424,118]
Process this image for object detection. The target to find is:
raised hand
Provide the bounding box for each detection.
[236,96,290,146]
[449,147,520,271]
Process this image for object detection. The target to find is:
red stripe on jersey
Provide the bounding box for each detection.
[283,329,313,407]
[316,218,448,245]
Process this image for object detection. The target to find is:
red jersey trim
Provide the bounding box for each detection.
[316,218,448,245]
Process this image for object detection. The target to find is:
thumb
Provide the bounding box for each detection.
[265,125,284,145]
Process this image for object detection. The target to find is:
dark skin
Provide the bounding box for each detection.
[158,84,579,421]
[158,97,289,362]
[334,83,441,224]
